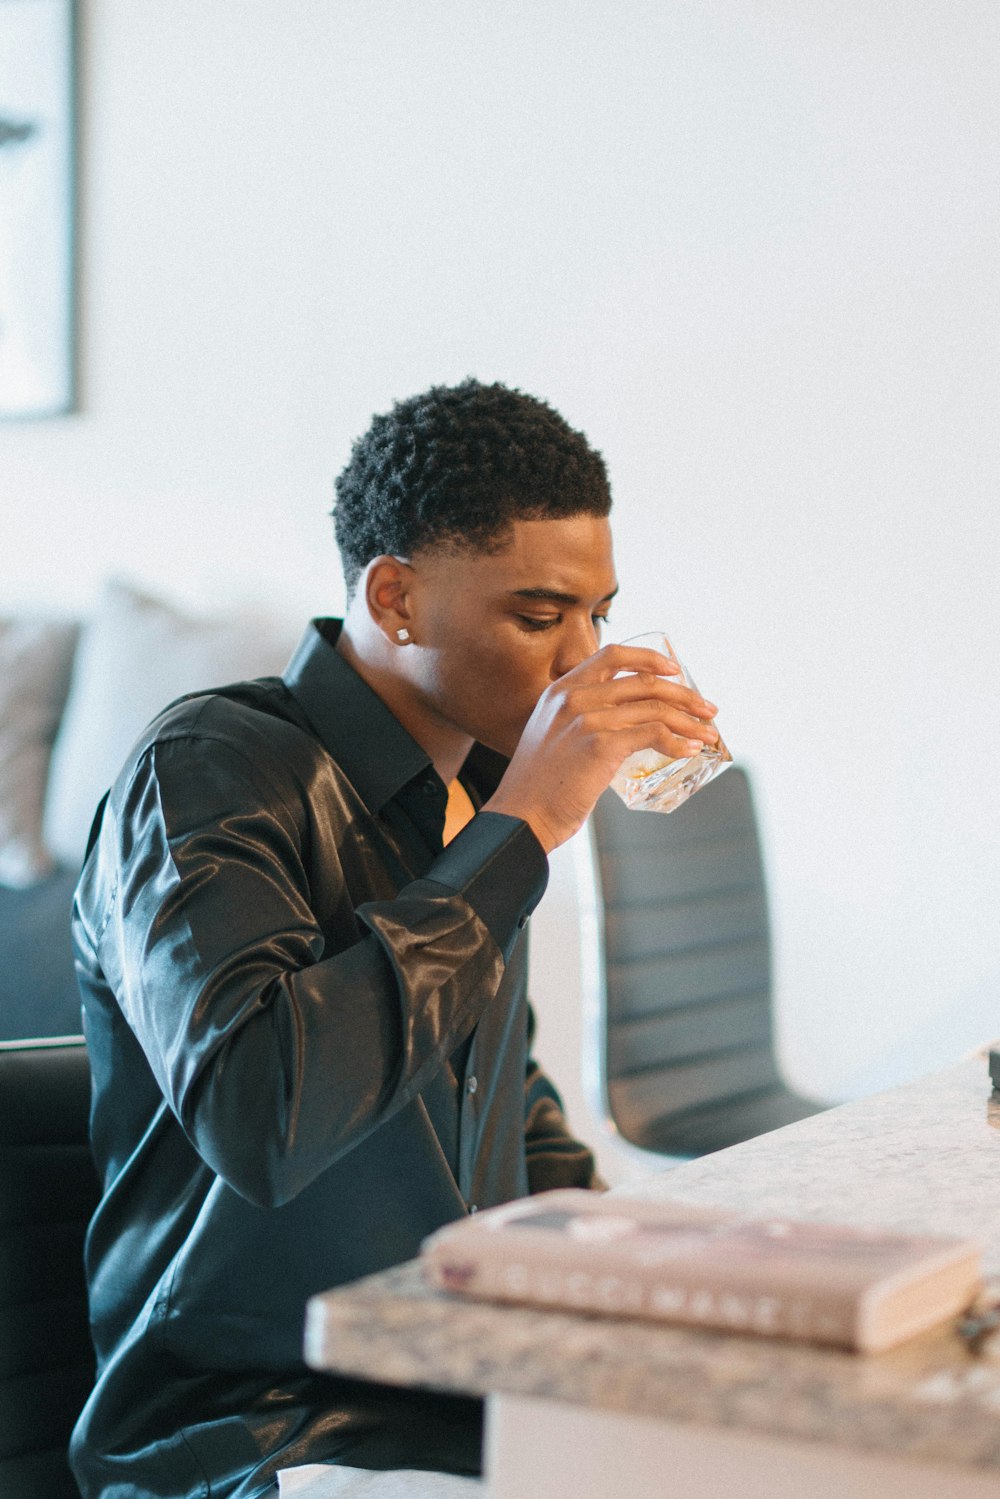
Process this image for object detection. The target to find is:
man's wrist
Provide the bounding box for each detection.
[481,793,560,854]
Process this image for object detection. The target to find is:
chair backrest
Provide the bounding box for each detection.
[0,1037,99,1499]
[586,767,778,1149]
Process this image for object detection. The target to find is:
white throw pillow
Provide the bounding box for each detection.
[0,617,80,886]
[42,579,299,870]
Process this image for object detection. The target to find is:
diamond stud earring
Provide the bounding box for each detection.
[396,628,411,643]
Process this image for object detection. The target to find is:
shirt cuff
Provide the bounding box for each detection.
[424,811,549,961]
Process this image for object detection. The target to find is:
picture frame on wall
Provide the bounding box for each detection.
[0,0,76,419]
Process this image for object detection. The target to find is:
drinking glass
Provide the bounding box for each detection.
[609,631,731,814]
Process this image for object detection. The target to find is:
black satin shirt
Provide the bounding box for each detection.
[69,619,600,1499]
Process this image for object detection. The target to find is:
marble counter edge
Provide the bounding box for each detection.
[305,1057,1000,1472]
[305,1259,1000,1472]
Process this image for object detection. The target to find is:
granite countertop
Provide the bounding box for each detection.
[305,1054,1000,1473]
[622,1054,1000,1266]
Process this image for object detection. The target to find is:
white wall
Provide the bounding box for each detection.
[3,1,998,1166]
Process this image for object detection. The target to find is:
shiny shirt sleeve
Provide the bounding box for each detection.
[87,732,547,1209]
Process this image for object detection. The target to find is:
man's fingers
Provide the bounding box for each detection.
[560,673,719,724]
[593,715,714,764]
[581,699,721,748]
[570,643,682,683]
[562,644,718,718]
[643,720,718,759]
[490,645,725,852]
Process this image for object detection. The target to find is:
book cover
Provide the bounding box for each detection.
[421,1189,982,1352]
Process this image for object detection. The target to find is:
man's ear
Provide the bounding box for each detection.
[364,556,417,646]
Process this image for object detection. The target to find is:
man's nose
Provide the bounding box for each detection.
[550,616,600,679]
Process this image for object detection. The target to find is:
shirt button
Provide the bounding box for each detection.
[468,1203,479,1214]
[421,780,437,797]
[466,1075,478,1096]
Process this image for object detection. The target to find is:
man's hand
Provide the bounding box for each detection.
[484,643,721,853]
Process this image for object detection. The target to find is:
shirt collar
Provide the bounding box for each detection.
[282,619,508,813]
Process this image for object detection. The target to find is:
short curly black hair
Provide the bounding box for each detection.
[332,378,612,597]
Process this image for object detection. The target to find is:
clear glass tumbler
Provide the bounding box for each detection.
[609,631,732,814]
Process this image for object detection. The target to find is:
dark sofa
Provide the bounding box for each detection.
[0,583,297,1045]
[0,870,82,1041]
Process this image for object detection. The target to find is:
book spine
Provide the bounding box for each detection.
[425,1252,858,1348]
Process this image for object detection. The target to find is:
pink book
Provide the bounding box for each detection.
[421,1189,982,1352]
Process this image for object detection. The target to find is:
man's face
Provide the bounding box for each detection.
[402,513,617,758]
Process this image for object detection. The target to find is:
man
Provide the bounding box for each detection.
[69,380,721,1498]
